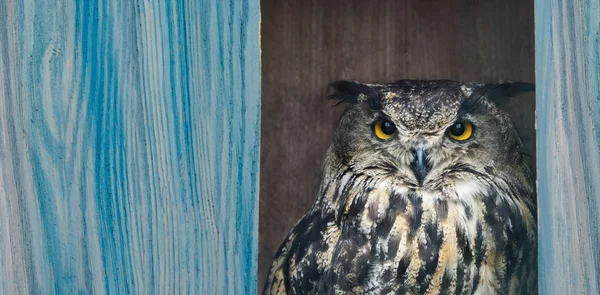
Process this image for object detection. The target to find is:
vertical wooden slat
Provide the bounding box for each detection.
[0,0,260,293]
[536,0,600,293]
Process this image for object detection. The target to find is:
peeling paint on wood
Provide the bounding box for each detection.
[536,0,600,293]
[0,0,260,293]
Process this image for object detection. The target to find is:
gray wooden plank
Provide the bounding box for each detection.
[536,0,600,293]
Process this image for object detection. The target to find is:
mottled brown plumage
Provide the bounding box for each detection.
[264,80,537,295]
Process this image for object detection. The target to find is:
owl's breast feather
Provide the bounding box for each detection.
[264,170,536,294]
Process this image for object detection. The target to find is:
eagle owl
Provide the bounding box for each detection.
[264,80,537,295]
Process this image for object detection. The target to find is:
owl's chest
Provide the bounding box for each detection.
[320,183,533,294]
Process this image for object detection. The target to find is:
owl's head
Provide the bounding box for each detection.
[328,80,533,190]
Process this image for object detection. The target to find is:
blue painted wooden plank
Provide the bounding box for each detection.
[536,0,600,293]
[0,0,260,293]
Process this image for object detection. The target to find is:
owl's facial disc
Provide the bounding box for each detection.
[330,79,534,189]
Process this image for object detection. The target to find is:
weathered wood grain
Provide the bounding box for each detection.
[0,0,260,293]
[536,0,600,293]
[259,0,535,289]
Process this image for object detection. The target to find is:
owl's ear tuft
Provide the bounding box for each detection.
[328,80,381,108]
[477,82,535,99]
[461,82,535,113]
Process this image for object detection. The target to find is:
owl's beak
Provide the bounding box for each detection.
[411,145,429,185]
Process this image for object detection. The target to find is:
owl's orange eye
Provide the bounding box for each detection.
[373,120,397,140]
[447,122,473,141]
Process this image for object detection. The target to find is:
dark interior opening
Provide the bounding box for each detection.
[259,0,535,291]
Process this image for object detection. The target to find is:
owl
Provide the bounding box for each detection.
[263,80,536,295]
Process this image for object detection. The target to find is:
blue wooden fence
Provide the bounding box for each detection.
[0,0,260,293]
[536,0,600,293]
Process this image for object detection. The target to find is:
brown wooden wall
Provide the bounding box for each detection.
[259,0,535,290]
